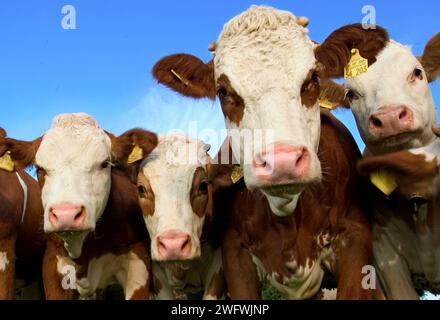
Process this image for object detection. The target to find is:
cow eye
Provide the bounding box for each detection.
[311,72,320,84]
[199,181,209,194]
[138,185,147,196]
[217,87,228,98]
[345,89,359,102]
[101,161,109,169]
[411,68,424,81]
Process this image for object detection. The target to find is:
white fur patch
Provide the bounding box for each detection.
[36,113,112,234]
[140,134,210,260]
[0,251,10,271]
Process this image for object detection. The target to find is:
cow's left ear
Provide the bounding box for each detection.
[420,32,440,82]
[110,129,158,165]
[319,79,350,109]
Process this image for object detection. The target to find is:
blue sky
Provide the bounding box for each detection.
[0,0,439,154]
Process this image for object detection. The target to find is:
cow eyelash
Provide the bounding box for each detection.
[138,185,148,196]
[345,89,360,102]
[217,86,228,98]
[199,181,209,193]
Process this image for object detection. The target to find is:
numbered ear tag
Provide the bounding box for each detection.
[0,151,14,172]
[344,48,369,79]
[370,169,397,196]
[319,98,334,110]
[127,144,143,164]
[231,166,244,184]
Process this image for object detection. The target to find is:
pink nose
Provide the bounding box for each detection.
[49,204,85,231]
[156,232,192,261]
[369,106,414,138]
[253,144,310,184]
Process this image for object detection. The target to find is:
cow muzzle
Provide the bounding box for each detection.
[156,231,193,261]
[368,106,414,140]
[48,203,86,231]
[253,143,311,185]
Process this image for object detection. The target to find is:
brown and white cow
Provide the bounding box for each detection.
[0,129,45,300]
[318,24,440,156]
[118,134,225,299]
[357,131,440,299]
[152,6,384,299]
[316,24,440,299]
[0,113,158,299]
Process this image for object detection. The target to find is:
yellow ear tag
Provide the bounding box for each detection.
[171,69,190,86]
[127,145,143,164]
[319,98,334,110]
[0,151,14,172]
[344,48,369,79]
[370,169,397,196]
[231,166,244,184]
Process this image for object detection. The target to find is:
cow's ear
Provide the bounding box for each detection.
[152,54,216,99]
[0,128,6,139]
[420,32,440,82]
[315,24,389,78]
[319,79,349,109]
[0,136,41,172]
[110,129,158,165]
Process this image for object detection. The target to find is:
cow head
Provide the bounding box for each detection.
[119,133,213,261]
[0,113,157,258]
[152,6,387,216]
[318,25,440,155]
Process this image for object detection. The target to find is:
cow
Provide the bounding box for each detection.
[315,24,440,299]
[0,113,158,300]
[117,133,225,299]
[357,128,440,299]
[151,6,385,299]
[0,129,45,300]
[317,24,440,156]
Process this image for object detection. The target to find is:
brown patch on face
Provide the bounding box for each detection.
[35,166,47,188]
[301,67,321,108]
[190,167,209,217]
[217,74,245,125]
[358,151,439,200]
[137,171,155,216]
[206,268,226,299]
[315,23,389,78]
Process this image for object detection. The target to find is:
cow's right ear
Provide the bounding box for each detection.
[0,135,41,172]
[110,129,158,166]
[319,79,349,109]
[315,23,389,78]
[152,54,216,99]
[420,32,440,83]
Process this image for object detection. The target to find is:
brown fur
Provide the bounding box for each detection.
[319,79,349,108]
[206,268,226,299]
[357,151,439,201]
[420,32,440,82]
[214,111,379,299]
[217,74,245,125]
[315,24,389,78]
[137,171,155,217]
[0,136,42,171]
[152,54,216,99]
[110,128,158,165]
[190,167,209,218]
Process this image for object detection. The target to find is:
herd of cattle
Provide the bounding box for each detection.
[0,6,439,300]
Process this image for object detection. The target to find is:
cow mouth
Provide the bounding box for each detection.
[262,183,306,197]
[56,230,90,259]
[369,130,421,150]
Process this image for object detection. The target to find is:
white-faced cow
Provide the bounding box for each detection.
[152,6,384,299]
[316,24,440,299]
[318,24,440,156]
[358,129,440,299]
[119,134,225,299]
[0,129,45,300]
[0,113,158,300]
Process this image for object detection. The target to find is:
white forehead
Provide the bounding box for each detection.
[213,6,316,100]
[36,113,111,167]
[140,134,210,182]
[346,41,420,90]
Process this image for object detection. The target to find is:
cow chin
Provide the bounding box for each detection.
[366,130,426,155]
[56,231,89,259]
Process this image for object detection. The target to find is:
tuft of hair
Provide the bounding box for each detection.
[0,128,6,139]
[52,113,99,130]
[316,24,389,78]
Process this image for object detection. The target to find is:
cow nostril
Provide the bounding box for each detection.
[371,117,382,128]
[181,238,190,251]
[74,211,83,221]
[399,109,408,120]
[49,212,58,222]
